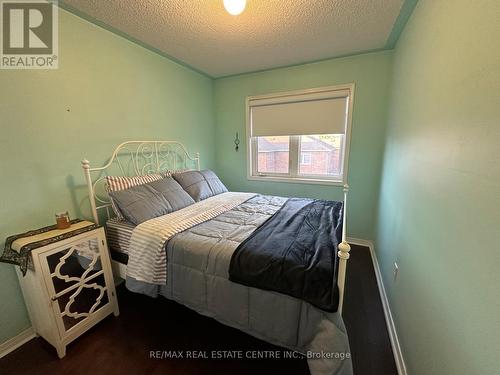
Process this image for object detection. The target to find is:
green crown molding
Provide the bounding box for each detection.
[385,0,419,49]
[216,48,389,80]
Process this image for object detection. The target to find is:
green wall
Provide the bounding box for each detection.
[375,0,500,374]
[0,9,215,343]
[214,52,393,239]
[7,4,498,373]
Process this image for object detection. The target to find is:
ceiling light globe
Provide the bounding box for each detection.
[223,0,246,16]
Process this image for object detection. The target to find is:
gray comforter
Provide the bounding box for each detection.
[126,195,352,375]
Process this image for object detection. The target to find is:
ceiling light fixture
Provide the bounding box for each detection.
[223,0,246,16]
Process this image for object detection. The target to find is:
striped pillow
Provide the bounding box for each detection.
[106,174,164,220]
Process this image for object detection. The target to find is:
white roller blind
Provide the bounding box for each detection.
[249,89,349,137]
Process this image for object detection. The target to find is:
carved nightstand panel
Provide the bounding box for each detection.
[16,225,119,358]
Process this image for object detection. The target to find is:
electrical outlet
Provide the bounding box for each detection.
[393,262,399,281]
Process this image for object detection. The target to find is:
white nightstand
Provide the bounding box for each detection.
[13,221,119,358]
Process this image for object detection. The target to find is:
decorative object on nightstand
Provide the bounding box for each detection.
[55,211,71,229]
[0,219,119,359]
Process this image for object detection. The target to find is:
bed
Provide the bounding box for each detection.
[82,141,352,375]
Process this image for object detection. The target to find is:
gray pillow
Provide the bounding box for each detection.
[108,177,195,225]
[173,170,228,202]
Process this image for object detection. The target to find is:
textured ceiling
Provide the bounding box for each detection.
[62,0,405,77]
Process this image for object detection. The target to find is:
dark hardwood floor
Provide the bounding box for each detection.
[343,245,397,375]
[0,244,397,375]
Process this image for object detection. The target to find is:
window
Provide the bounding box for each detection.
[300,152,312,166]
[247,85,353,185]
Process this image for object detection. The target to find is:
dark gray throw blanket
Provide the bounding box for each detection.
[229,198,343,312]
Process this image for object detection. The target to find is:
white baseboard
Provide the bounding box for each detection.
[347,237,407,375]
[0,327,36,358]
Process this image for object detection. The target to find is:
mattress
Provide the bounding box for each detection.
[105,218,134,264]
[126,195,352,375]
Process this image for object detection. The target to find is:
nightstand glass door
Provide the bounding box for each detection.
[41,234,112,332]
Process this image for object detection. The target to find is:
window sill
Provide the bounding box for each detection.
[248,174,344,186]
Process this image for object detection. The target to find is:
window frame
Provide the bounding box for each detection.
[246,84,355,186]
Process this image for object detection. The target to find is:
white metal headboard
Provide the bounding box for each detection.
[81,141,200,225]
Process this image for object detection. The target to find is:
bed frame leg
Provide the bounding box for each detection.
[337,241,351,315]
